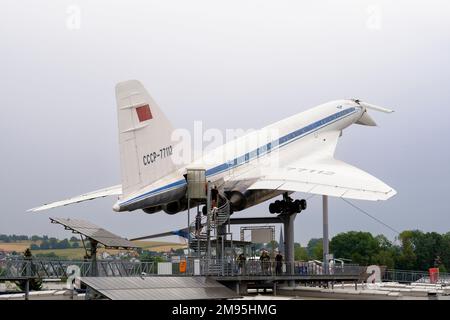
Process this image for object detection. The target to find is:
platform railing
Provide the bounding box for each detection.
[10,257,449,282]
[3,257,450,287]
[1,257,365,279]
[0,258,157,279]
[181,258,365,278]
[382,269,450,284]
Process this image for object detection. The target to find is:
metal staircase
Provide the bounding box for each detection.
[188,193,231,255]
[215,194,231,226]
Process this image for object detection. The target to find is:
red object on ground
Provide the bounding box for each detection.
[429,268,439,284]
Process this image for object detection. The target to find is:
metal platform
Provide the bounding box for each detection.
[80,276,240,300]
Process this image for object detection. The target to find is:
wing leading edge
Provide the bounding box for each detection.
[28,185,122,212]
[248,158,396,201]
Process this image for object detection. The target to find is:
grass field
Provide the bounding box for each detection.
[0,240,186,259]
[0,241,34,253]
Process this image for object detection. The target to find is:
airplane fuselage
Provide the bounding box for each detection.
[113,100,364,214]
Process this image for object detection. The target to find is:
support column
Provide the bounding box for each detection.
[206,183,212,275]
[90,240,98,277]
[25,258,31,300]
[187,198,191,255]
[238,282,248,295]
[282,212,297,286]
[24,279,29,300]
[322,195,329,275]
[197,205,201,258]
[217,224,226,260]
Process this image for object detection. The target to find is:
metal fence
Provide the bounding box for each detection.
[382,269,450,284]
[5,257,448,283]
[1,257,365,279]
[180,258,365,277]
[0,258,157,279]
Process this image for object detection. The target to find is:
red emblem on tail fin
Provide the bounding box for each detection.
[136,104,153,122]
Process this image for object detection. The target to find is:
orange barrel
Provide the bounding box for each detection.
[179,260,187,273]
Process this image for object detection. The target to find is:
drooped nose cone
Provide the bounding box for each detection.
[356,110,377,126]
[112,202,121,212]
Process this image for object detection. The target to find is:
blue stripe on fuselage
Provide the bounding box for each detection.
[118,107,357,207]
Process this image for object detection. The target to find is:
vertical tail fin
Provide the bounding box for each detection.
[116,80,177,196]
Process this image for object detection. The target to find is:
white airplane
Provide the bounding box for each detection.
[29,80,396,215]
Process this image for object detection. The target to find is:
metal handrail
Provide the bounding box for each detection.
[0,258,157,279]
[382,269,450,284]
[1,257,365,279]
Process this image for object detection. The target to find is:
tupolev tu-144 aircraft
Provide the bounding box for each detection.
[29,80,396,215]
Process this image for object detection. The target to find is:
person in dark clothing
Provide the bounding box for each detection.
[211,185,219,208]
[237,253,246,275]
[260,250,271,275]
[195,212,202,237]
[275,251,283,275]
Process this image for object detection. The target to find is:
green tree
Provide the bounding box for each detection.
[31,235,41,242]
[441,232,450,271]
[313,241,323,261]
[57,239,71,249]
[411,231,445,271]
[375,235,392,250]
[294,243,308,261]
[39,240,50,250]
[306,238,322,259]
[372,249,396,269]
[396,231,417,270]
[330,231,380,265]
[48,237,58,249]
[139,251,165,263]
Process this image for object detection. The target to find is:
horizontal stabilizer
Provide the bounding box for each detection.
[27,185,122,212]
[130,228,190,241]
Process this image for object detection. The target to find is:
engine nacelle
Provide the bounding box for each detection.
[142,206,162,214]
[228,191,247,211]
[163,199,187,215]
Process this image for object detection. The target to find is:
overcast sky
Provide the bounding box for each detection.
[1,0,450,246]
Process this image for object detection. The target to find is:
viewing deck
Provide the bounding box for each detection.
[2,257,447,284]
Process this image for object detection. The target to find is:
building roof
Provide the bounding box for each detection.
[80,276,239,300]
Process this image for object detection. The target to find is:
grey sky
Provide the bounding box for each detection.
[1,0,450,245]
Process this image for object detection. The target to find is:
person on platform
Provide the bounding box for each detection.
[211,185,219,208]
[195,212,202,237]
[260,250,271,275]
[275,251,283,275]
[237,253,247,275]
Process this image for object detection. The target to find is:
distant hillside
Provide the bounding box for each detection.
[0,239,186,259]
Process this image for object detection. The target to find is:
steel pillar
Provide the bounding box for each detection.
[281,212,297,286]
[217,224,226,263]
[24,279,29,300]
[90,240,98,277]
[322,195,329,274]
[206,183,212,264]
[187,198,191,254]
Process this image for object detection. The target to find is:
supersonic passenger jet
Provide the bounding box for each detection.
[29,80,396,214]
